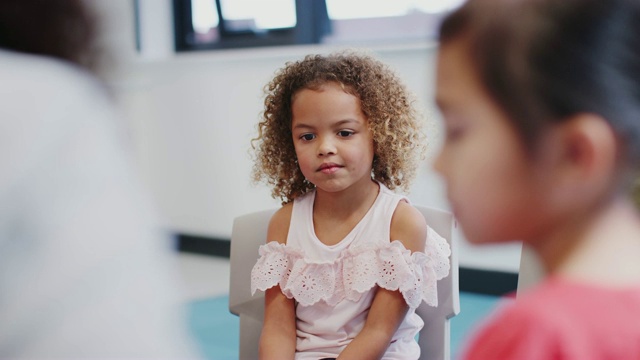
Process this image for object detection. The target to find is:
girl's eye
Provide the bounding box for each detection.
[445,126,465,142]
[300,133,315,141]
[337,130,354,137]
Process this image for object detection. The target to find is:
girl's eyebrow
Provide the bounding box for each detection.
[292,123,314,130]
[334,119,360,127]
[292,119,360,130]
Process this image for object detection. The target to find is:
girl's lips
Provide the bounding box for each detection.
[318,163,342,174]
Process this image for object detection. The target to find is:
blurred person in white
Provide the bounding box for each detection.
[0,0,200,358]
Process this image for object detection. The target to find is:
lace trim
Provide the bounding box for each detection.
[250,228,451,308]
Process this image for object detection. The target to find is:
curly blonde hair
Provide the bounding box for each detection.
[252,51,426,204]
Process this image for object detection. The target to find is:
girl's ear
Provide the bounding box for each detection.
[548,113,618,208]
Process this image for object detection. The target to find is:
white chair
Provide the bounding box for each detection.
[516,244,545,296]
[229,205,460,360]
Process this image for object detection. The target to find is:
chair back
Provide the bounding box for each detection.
[414,206,460,360]
[516,244,545,296]
[229,206,459,360]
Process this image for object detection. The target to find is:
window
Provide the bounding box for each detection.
[173,0,464,52]
[324,0,466,44]
[173,0,330,51]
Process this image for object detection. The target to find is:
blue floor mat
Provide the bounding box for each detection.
[188,292,503,360]
[188,296,240,360]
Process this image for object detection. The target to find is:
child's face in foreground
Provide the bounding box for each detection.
[434,40,553,245]
[291,82,375,194]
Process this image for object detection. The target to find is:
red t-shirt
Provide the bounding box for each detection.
[463,277,640,360]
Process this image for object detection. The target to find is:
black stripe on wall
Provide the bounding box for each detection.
[459,267,519,296]
[177,234,230,257]
[177,234,519,297]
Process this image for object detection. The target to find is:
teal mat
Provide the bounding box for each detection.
[188,292,502,360]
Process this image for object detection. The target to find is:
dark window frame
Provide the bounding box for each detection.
[172,0,331,52]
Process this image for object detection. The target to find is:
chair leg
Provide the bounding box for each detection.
[418,319,447,360]
[239,315,263,360]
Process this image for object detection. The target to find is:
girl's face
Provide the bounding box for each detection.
[291,82,375,194]
[434,39,555,245]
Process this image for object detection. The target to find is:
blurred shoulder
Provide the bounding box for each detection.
[0,50,125,196]
[463,298,561,360]
[0,49,110,108]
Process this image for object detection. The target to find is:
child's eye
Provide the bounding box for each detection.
[337,130,354,137]
[445,127,465,142]
[300,133,315,141]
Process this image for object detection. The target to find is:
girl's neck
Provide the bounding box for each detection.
[313,179,380,219]
[311,179,380,246]
[532,196,640,287]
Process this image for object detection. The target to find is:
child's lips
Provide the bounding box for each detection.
[317,163,342,174]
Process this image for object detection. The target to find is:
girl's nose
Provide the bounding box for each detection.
[432,149,446,175]
[317,138,336,156]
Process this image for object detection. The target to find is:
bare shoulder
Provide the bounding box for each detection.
[267,203,293,244]
[390,201,427,253]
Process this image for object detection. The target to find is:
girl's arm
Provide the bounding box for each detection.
[258,205,297,360]
[337,201,427,360]
[260,286,296,359]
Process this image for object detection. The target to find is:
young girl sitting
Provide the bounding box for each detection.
[250,52,451,359]
[434,0,640,358]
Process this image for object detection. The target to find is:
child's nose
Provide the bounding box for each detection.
[317,137,336,156]
[433,149,446,175]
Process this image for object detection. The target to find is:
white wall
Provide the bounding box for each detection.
[103,0,522,273]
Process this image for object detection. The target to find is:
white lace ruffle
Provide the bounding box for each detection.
[250,228,451,308]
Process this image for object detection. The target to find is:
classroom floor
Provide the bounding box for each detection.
[177,253,504,360]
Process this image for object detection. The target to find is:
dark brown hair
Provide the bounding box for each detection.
[439,0,640,164]
[0,0,99,71]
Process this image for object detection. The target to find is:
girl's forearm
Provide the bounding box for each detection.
[337,327,393,360]
[338,287,410,359]
[259,330,296,360]
[261,285,297,359]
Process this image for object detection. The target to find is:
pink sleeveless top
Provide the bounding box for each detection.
[251,183,450,359]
